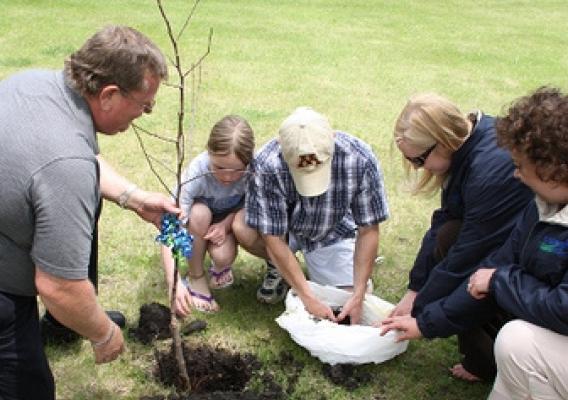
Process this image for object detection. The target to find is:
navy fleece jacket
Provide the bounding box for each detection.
[418,198,568,338]
[410,114,533,318]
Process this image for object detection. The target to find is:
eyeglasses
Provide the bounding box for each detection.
[119,88,156,114]
[405,144,436,167]
[210,162,248,174]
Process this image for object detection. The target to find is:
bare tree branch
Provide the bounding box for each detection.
[155,0,194,389]
[162,81,182,89]
[177,0,202,41]
[165,53,177,69]
[131,122,177,143]
[147,153,178,176]
[132,124,175,198]
[183,28,212,78]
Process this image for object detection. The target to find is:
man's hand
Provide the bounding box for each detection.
[337,294,364,325]
[134,191,181,228]
[467,268,496,300]
[303,296,337,322]
[379,315,422,342]
[388,290,417,317]
[92,323,125,364]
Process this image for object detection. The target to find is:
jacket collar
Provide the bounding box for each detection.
[535,195,568,227]
[450,111,487,168]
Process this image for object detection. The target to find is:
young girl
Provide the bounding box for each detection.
[161,115,254,315]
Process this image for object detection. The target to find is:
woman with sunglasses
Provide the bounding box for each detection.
[389,93,533,382]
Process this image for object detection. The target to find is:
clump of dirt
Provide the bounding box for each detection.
[130,302,172,344]
[330,306,351,325]
[155,342,263,393]
[322,363,372,390]
[129,303,208,345]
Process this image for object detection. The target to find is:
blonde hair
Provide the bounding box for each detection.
[394,93,470,194]
[207,115,255,165]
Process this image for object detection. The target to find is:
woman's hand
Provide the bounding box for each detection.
[467,268,496,300]
[388,290,417,317]
[379,315,422,342]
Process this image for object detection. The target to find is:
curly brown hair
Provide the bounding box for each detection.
[496,87,568,184]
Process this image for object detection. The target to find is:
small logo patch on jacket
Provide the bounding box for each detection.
[539,236,568,257]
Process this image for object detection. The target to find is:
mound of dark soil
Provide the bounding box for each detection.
[155,343,263,393]
[129,303,207,345]
[141,391,277,400]
[322,363,372,391]
[130,302,172,344]
[134,303,380,399]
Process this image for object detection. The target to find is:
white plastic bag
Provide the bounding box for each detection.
[275,281,408,365]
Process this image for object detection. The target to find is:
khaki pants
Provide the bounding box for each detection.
[489,320,568,400]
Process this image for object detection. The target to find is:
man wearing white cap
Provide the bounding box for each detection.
[233,107,389,323]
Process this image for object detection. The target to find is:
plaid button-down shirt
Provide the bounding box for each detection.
[246,131,389,252]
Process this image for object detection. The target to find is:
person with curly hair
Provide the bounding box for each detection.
[383,87,568,398]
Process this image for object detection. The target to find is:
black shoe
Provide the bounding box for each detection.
[40,315,80,345]
[41,310,126,345]
[106,310,126,328]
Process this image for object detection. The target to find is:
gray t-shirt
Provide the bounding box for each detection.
[0,70,99,296]
[178,151,247,221]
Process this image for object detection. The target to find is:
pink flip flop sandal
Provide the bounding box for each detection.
[208,264,234,289]
[182,277,219,313]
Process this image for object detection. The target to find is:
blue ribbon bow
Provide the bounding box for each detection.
[156,213,193,263]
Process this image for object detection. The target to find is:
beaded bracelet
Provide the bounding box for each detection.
[118,184,138,209]
[91,322,115,348]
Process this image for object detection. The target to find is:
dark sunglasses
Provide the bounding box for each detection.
[405,144,436,167]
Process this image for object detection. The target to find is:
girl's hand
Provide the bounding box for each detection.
[204,223,227,246]
[170,280,192,318]
[467,268,496,300]
[379,315,422,342]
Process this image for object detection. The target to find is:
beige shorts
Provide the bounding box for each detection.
[290,235,356,287]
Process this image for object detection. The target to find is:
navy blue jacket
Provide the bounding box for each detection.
[418,199,568,338]
[410,114,533,317]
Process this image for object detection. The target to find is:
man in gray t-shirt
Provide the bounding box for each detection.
[0,26,179,400]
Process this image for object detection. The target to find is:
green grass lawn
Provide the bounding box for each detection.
[2,1,568,399]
